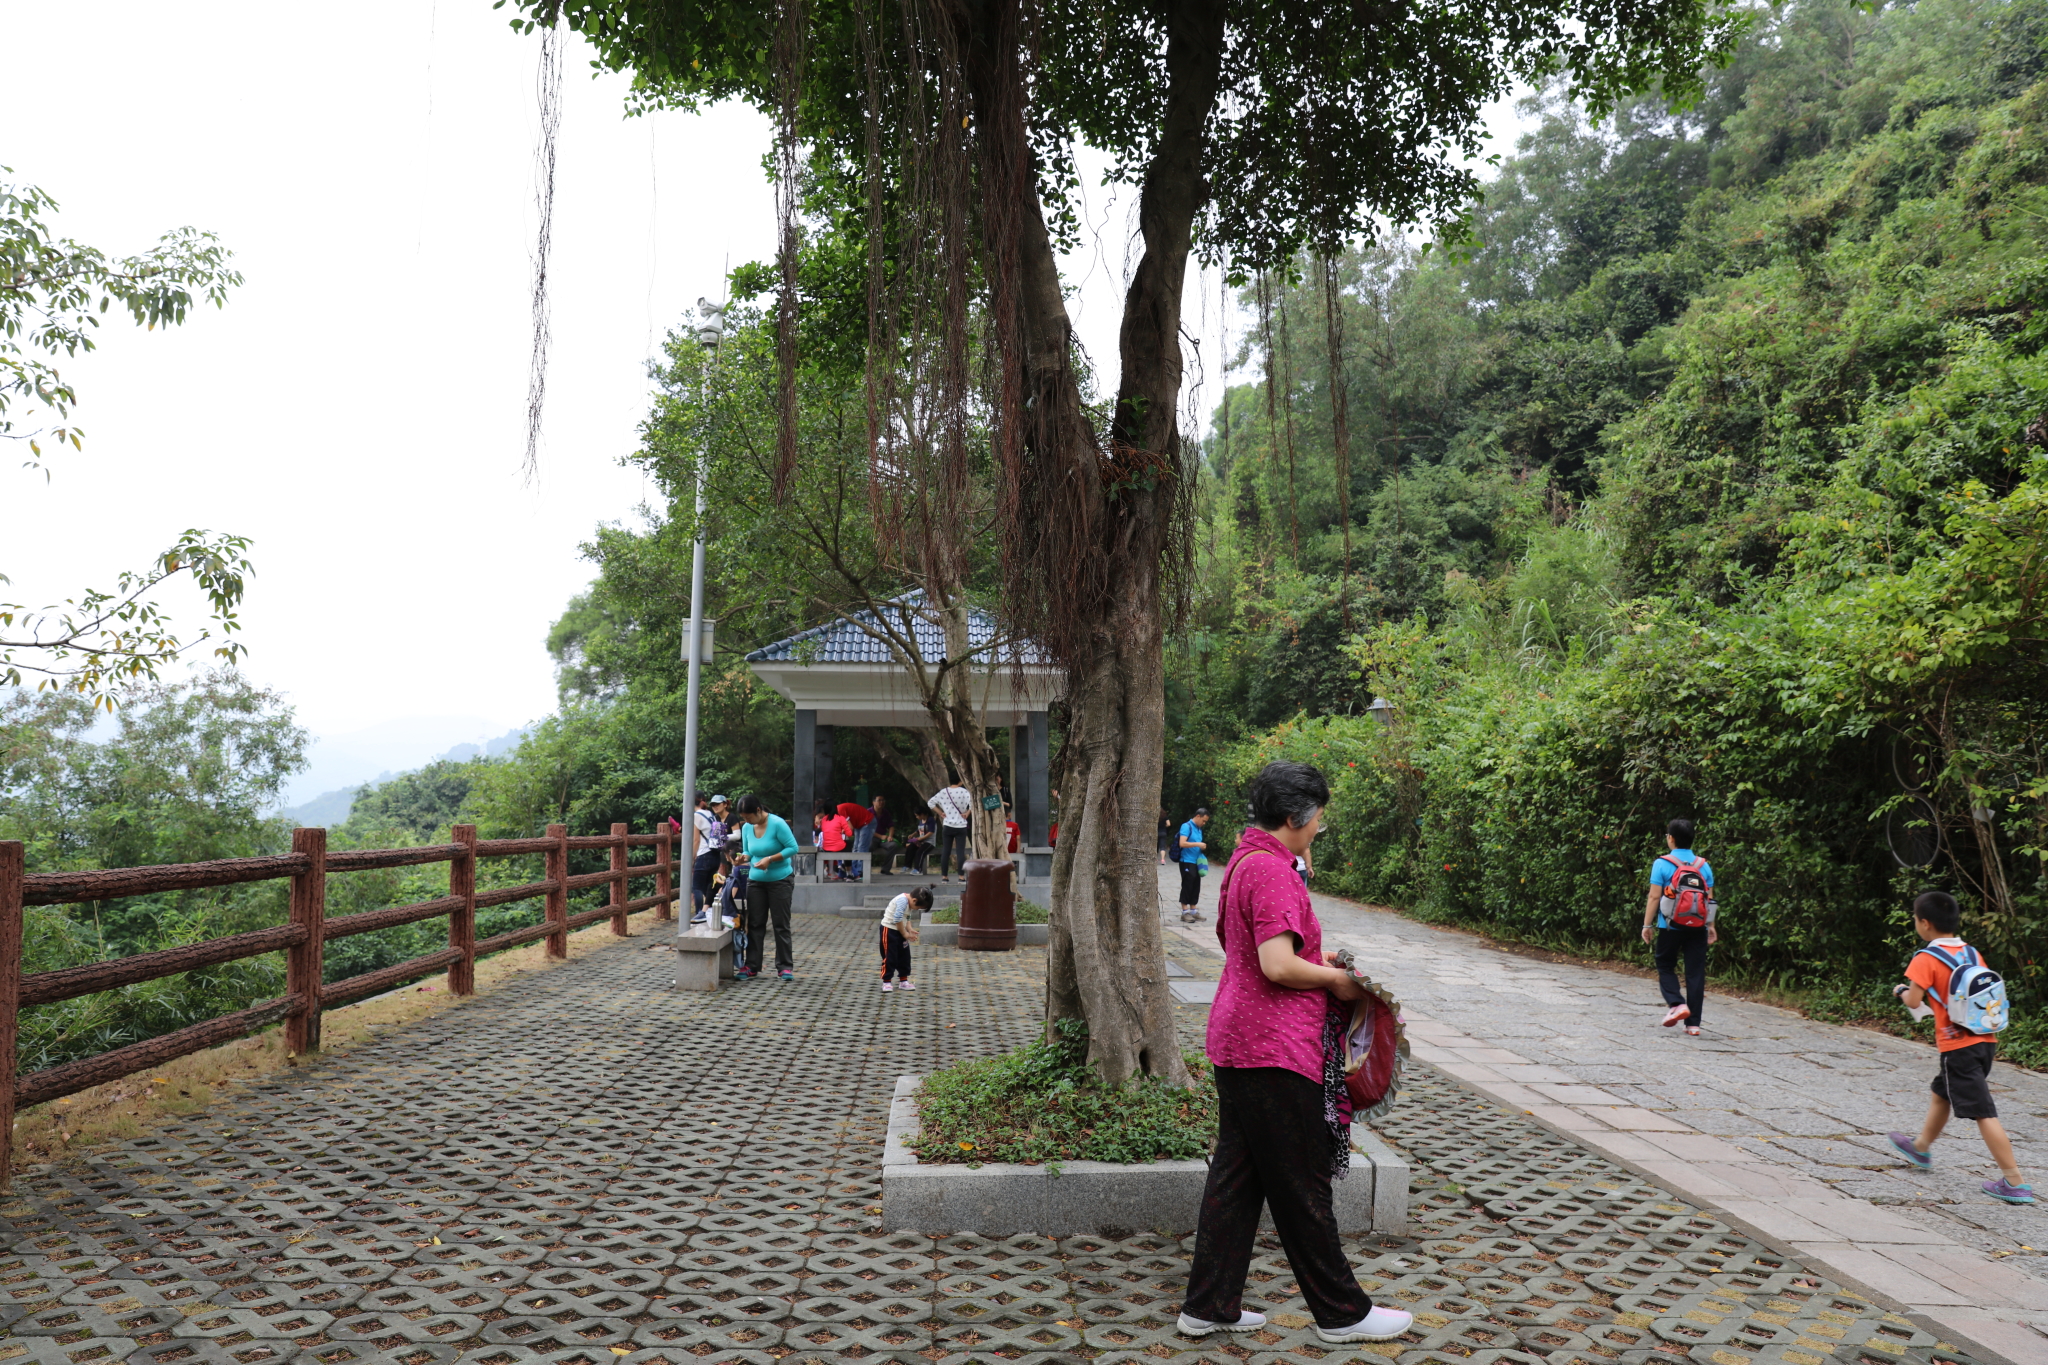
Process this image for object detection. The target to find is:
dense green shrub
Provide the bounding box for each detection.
[911,1020,1215,1167]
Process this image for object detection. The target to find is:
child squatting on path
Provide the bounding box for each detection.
[1887,890,2033,1204]
[879,885,932,992]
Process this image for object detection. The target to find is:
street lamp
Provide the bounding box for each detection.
[1367,697,1394,730]
[679,297,723,931]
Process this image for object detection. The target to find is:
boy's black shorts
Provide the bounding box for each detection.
[1932,1041,1999,1120]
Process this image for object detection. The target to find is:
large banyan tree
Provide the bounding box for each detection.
[504,0,1741,1084]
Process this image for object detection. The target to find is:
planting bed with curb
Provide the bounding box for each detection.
[882,1074,1410,1235]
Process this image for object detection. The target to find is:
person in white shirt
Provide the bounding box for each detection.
[879,885,933,991]
[689,795,731,925]
[929,781,974,882]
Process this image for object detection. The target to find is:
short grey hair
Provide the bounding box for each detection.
[1247,761,1330,831]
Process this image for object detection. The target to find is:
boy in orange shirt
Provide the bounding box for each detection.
[1886,890,2032,1204]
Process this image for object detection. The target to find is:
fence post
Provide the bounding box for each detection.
[545,823,569,959]
[0,842,23,1189]
[655,825,673,921]
[285,827,327,1054]
[449,824,477,994]
[608,823,630,936]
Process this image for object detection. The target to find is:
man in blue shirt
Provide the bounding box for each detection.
[1641,817,1717,1034]
[1177,808,1210,923]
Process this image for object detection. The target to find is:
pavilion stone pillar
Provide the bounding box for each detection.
[1024,712,1050,848]
[815,723,835,822]
[794,710,816,847]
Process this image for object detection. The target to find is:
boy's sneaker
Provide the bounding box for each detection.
[1176,1310,1265,1336]
[1887,1132,1932,1170]
[899,979,917,990]
[1316,1307,1414,1342]
[1984,1177,2036,1204]
[779,969,794,983]
[881,981,894,992]
[1661,1004,1690,1028]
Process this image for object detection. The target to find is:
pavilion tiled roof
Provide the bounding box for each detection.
[744,595,1049,666]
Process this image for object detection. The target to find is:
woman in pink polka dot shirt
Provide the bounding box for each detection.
[1177,761,1414,1346]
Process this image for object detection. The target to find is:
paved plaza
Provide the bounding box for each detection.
[0,908,2008,1365]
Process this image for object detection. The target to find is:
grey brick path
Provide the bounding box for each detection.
[1161,862,2046,1361]
[0,913,1994,1365]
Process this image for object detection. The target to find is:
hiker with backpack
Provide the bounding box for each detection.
[1887,890,2031,1204]
[1641,818,1716,1035]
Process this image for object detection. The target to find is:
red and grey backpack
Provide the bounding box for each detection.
[1658,855,1715,929]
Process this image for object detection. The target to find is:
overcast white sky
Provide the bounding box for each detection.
[2,2,1523,802]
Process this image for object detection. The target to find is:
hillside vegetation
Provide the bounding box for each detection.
[1172,0,2048,1055]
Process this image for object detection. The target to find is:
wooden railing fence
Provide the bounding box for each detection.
[0,822,676,1183]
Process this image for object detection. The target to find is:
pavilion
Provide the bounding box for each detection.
[744,601,1060,908]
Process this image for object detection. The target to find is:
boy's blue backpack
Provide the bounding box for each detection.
[1915,943,2010,1035]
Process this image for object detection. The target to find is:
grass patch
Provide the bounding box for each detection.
[926,898,1048,926]
[910,1019,1216,1167]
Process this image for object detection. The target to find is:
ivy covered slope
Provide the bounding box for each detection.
[1174,0,2048,1053]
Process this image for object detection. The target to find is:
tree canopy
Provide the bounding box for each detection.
[1,172,253,704]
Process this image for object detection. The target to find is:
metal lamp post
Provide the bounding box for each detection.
[680,298,722,930]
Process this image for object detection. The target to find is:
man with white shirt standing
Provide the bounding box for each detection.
[929,779,974,883]
[689,794,731,926]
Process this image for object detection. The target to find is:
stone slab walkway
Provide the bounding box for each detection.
[1157,860,2048,1363]
[0,909,2003,1365]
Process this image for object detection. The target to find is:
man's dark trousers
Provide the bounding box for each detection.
[1655,925,1709,1027]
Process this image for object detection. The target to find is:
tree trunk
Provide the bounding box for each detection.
[930,597,1012,862]
[1028,0,1224,1086]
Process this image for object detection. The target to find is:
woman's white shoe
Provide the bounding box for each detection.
[1176,1310,1266,1336]
[1315,1306,1413,1342]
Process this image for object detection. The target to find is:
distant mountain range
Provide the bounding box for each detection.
[281,724,528,828]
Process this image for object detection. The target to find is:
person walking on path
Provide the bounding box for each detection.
[878,885,931,992]
[929,779,973,882]
[1176,807,1211,923]
[736,795,799,982]
[1887,890,2033,1204]
[1180,761,1413,1345]
[1642,817,1716,1035]
[1158,808,1174,865]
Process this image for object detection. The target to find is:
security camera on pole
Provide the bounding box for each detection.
[674,297,734,989]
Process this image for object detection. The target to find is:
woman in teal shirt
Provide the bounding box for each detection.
[736,795,800,981]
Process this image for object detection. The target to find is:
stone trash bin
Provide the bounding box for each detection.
[958,859,1016,951]
[673,926,733,990]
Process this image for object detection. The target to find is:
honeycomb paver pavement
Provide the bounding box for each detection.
[0,915,1991,1365]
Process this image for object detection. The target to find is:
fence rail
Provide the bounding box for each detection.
[0,821,676,1184]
